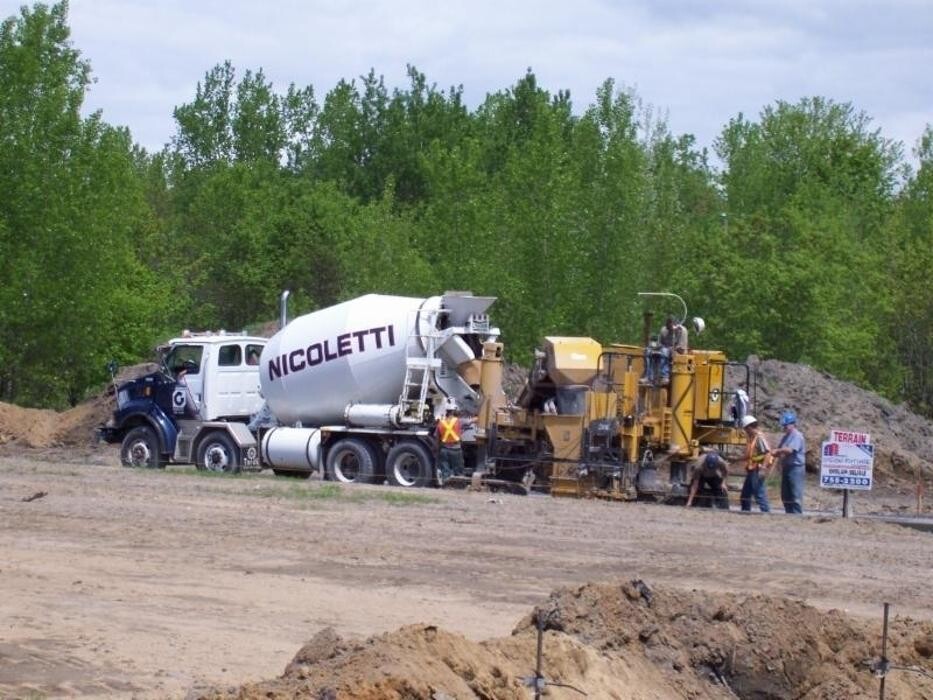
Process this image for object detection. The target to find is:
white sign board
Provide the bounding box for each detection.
[820,441,874,490]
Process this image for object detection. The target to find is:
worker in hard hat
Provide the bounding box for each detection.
[770,410,806,514]
[740,415,772,512]
[685,448,730,509]
[435,400,464,485]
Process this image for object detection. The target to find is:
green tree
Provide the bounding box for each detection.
[713,98,902,390]
[0,2,167,406]
[889,126,933,415]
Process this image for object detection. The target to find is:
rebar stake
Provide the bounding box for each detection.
[879,602,890,699]
[534,612,545,700]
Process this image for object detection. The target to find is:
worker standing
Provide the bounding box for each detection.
[643,316,689,385]
[740,415,772,512]
[685,449,730,509]
[660,315,689,354]
[770,410,806,514]
[435,400,464,485]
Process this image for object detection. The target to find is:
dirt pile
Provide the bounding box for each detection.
[196,580,933,699]
[751,358,933,480]
[528,580,933,699]
[0,363,157,448]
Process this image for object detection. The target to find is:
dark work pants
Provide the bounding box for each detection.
[781,465,804,514]
[694,475,729,510]
[740,469,770,512]
[438,446,464,480]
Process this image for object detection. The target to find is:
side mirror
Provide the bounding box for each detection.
[106,360,119,377]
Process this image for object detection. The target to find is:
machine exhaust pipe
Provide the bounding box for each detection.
[280,290,291,329]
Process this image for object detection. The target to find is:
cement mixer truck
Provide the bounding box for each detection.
[100,292,506,486]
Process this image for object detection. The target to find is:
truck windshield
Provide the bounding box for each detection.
[163,344,204,375]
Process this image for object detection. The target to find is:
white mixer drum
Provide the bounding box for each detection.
[260,294,440,425]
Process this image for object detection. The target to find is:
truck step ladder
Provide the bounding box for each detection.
[397,309,445,423]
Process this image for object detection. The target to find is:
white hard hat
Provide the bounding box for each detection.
[741,414,758,428]
[692,316,706,334]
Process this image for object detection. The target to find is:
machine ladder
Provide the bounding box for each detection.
[397,310,444,423]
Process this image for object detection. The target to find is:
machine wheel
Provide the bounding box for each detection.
[121,426,163,469]
[272,469,311,479]
[196,432,241,474]
[385,441,433,488]
[325,439,375,484]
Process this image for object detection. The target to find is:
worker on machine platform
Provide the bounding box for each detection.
[435,399,464,485]
[641,315,689,386]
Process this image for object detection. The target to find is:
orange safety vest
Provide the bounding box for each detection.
[437,416,462,447]
[746,434,770,471]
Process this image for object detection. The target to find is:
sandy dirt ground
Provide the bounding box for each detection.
[1,447,931,699]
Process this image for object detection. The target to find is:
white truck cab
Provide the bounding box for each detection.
[162,332,267,421]
[105,331,269,473]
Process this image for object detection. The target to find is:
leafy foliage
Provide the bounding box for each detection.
[0,2,168,406]
[1,3,929,417]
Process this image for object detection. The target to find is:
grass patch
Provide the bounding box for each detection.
[254,482,437,507]
[130,467,438,505]
[356,490,437,506]
[166,467,249,479]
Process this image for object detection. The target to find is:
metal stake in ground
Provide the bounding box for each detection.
[877,601,891,699]
[842,488,853,518]
[534,613,544,700]
[871,601,933,696]
[523,609,587,698]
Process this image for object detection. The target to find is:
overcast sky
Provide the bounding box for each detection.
[3,1,931,160]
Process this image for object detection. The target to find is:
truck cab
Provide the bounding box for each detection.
[100,332,267,472]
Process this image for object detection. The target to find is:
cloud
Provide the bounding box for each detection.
[0,0,929,157]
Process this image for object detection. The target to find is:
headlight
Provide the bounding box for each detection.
[117,389,130,408]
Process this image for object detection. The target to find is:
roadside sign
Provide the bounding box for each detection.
[820,441,874,490]
[829,429,871,445]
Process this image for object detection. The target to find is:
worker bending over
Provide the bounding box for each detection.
[685,449,730,509]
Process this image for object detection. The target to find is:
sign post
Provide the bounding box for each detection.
[820,429,873,518]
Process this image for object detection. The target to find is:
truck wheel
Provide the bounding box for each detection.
[196,432,241,474]
[325,439,375,484]
[385,441,433,488]
[121,426,163,469]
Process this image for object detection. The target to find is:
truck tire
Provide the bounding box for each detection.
[121,426,163,469]
[196,431,241,474]
[366,441,385,480]
[385,441,433,488]
[325,439,375,484]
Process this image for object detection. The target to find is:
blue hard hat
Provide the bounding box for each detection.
[780,410,797,427]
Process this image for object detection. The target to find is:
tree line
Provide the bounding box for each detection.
[1,3,930,417]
